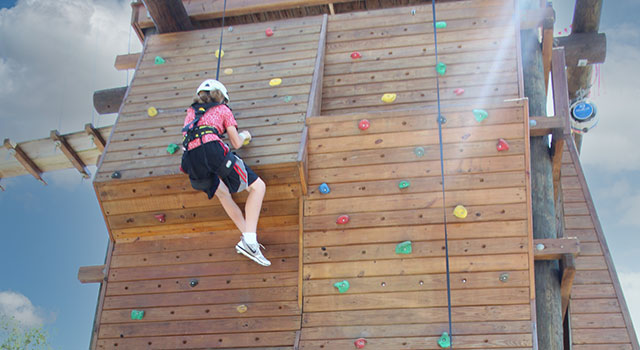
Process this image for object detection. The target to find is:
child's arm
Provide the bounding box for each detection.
[226,126,244,149]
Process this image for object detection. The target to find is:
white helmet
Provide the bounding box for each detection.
[196,79,229,102]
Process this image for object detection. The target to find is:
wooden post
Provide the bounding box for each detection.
[141,0,194,34]
[520,1,563,348]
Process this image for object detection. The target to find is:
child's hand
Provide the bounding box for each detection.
[239,130,252,146]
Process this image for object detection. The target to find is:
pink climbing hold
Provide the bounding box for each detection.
[337,215,350,225]
[358,119,370,130]
[154,214,166,223]
[354,338,367,349]
[453,88,465,96]
[265,28,274,37]
[497,138,510,151]
[351,51,362,59]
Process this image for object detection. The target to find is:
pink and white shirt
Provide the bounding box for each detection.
[182,104,237,151]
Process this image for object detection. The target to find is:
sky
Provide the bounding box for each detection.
[0,0,638,348]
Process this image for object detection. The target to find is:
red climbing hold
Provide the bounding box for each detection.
[337,215,350,225]
[265,28,274,37]
[497,138,510,151]
[154,214,166,223]
[354,338,367,349]
[351,51,362,59]
[453,88,465,96]
[358,119,370,130]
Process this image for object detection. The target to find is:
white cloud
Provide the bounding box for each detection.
[619,272,640,334]
[0,0,140,142]
[0,291,45,328]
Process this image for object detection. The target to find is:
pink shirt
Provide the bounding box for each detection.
[182,104,237,150]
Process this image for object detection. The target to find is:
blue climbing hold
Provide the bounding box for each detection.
[319,183,331,194]
[414,146,425,157]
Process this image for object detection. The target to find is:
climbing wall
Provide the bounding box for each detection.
[321,0,521,115]
[561,140,639,349]
[93,16,325,242]
[95,227,300,349]
[301,99,535,349]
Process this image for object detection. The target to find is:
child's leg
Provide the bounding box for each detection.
[243,178,266,233]
[214,180,246,233]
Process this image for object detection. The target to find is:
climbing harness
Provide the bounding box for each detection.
[431,1,454,347]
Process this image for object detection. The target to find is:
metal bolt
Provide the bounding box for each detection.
[111,171,121,179]
[411,9,416,15]
[419,280,424,285]
[461,278,467,284]
[189,279,199,287]
[499,273,509,282]
[381,282,386,287]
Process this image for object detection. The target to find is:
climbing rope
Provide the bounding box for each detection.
[430,0,454,347]
[215,0,228,80]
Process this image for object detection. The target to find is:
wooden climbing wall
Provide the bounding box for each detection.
[320,0,521,116]
[561,140,639,349]
[302,99,535,349]
[94,227,301,349]
[93,15,326,242]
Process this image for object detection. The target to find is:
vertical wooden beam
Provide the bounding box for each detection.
[541,5,555,95]
[328,3,335,15]
[297,127,309,196]
[3,138,46,185]
[550,48,571,202]
[85,123,106,153]
[50,130,90,178]
[306,14,327,119]
[297,195,304,311]
[521,0,563,348]
[141,0,194,34]
[560,254,576,319]
[89,239,114,350]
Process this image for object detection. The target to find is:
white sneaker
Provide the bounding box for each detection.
[235,237,271,266]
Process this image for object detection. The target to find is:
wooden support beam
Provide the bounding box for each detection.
[85,123,106,153]
[550,48,571,202]
[560,254,576,319]
[114,53,140,70]
[93,86,127,115]
[141,0,194,34]
[297,126,309,196]
[50,130,90,178]
[529,115,564,136]
[533,237,580,260]
[328,3,335,15]
[557,33,606,67]
[542,29,553,94]
[77,265,106,284]
[3,138,46,185]
[305,14,327,120]
[294,329,301,350]
[0,179,4,191]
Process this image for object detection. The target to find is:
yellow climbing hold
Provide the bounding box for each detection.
[236,304,248,313]
[147,107,158,117]
[224,68,233,75]
[453,205,468,219]
[381,93,397,103]
[269,78,282,86]
[215,49,224,58]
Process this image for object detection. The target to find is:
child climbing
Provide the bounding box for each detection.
[181,79,270,266]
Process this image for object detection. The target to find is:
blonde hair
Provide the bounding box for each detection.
[194,89,225,104]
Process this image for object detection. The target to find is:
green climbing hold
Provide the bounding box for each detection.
[154,56,165,65]
[333,280,350,293]
[438,332,451,348]
[166,143,179,154]
[473,109,488,122]
[395,240,412,254]
[435,21,447,29]
[436,62,447,76]
[414,146,425,157]
[284,96,292,103]
[398,180,410,189]
[131,310,145,320]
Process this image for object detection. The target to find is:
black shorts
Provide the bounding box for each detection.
[181,141,259,198]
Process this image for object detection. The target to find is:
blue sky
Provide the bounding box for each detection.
[0,0,639,348]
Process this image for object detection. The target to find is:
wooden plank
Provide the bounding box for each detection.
[114,53,140,70]
[50,130,90,178]
[571,299,621,314]
[571,284,618,300]
[3,138,46,184]
[103,286,298,309]
[97,330,296,349]
[90,240,114,350]
[561,254,577,318]
[304,221,528,247]
[302,304,532,327]
[306,14,327,119]
[529,115,564,136]
[101,300,300,323]
[570,313,627,329]
[140,0,193,33]
[78,265,106,284]
[85,123,106,153]
[299,334,532,349]
[303,253,529,280]
[573,328,631,345]
[98,315,300,338]
[533,237,580,260]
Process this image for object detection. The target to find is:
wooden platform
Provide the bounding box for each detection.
[561,140,639,350]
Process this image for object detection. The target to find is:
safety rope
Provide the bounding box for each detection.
[430,0,454,346]
[215,0,228,80]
